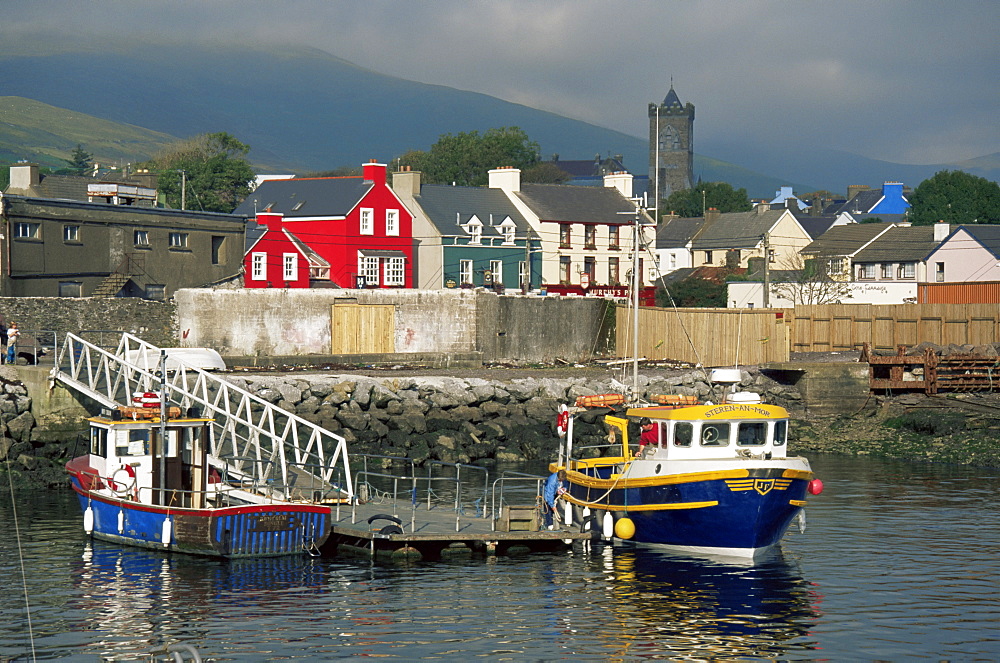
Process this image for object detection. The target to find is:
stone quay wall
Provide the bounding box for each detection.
[222,369,798,465]
[0,296,176,348]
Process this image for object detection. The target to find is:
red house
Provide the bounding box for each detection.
[237,162,414,288]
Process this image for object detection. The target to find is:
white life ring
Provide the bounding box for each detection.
[110,467,136,498]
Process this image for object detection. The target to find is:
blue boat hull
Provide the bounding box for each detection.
[567,470,808,554]
[70,477,331,558]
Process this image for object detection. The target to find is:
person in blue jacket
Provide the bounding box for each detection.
[543,470,568,528]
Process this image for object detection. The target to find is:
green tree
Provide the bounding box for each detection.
[656,277,727,307]
[64,144,93,174]
[908,170,1000,225]
[522,161,571,184]
[660,181,752,218]
[398,127,540,186]
[142,132,256,213]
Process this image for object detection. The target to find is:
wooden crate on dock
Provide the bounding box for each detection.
[497,505,540,532]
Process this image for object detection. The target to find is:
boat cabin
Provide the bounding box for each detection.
[607,403,790,461]
[86,408,214,508]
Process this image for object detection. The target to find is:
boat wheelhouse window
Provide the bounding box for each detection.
[119,429,149,456]
[90,427,108,457]
[773,420,787,446]
[700,423,730,447]
[737,422,767,446]
[673,421,693,447]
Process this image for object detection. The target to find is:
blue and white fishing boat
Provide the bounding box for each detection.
[553,376,823,559]
[66,403,335,558]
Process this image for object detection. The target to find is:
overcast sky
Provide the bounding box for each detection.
[5,0,998,165]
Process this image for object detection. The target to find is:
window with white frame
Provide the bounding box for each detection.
[385,257,405,285]
[469,221,483,244]
[169,232,189,248]
[519,260,528,289]
[460,259,473,285]
[898,262,915,279]
[63,225,80,242]
[251,252,267,281]
[830,257,845,273]
[134,230,150,246]
[361,256,380,286]
[490,260,502,283]
[501,222,515,244]
[15,222,40,239]
[283,253,298,280]
[386,209,399,236]
[360,208,374,235]
[935,262,944,282]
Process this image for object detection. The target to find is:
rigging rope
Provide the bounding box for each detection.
[5,453,37,662]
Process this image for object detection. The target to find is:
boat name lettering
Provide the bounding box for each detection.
[249,514,298,532]
[704,404,770,417]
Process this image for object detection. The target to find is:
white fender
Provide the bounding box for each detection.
[117,509,125,534]
[603,511,615,540]
[563,501,573,526]
[582,506,591,531]
[161,517,173,547]
[83,506,94,534]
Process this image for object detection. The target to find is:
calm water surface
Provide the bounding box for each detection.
[2,454,998,661]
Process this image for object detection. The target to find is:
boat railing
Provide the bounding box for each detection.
[350,455,490,533]
[488,472,546,532]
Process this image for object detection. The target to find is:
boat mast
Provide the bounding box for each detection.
[158,350,167,507]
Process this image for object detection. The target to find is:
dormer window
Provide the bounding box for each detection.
[500,218,516,245]
[467,217,483,244]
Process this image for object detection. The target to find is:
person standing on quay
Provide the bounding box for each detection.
[6,322,20,365]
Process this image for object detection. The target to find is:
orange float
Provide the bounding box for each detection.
[651,394,699,406]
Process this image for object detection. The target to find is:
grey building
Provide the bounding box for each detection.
[1,165,246,298]
[648,86,695,200]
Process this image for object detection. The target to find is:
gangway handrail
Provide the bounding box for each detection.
[50,331,354,502]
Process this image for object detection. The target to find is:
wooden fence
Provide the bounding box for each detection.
[616,303,1000,367]
[616,306,791,367]
[789,304,1000,352]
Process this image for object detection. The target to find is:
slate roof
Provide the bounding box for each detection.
[853,225,939,262]
[6,171,155,202]
[414,185,531,236]
[826,189,884,215]
[662,87,683,107]
[233,177,373,218]
[545,156,627,178]
[690,209,788,250]
[513,183,644,223]
[656,216,703,248]
[954,225,1000,259]
[790,210,839,239]
[800,222,896,257]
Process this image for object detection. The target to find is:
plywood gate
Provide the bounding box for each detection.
[616,306,791,367]
[331,304,395,354]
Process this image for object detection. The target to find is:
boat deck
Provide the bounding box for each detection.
[324,500,591,560]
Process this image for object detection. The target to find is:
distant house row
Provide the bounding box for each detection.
[1,162,997,305]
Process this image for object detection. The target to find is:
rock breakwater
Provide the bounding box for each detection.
[223,369,800,465]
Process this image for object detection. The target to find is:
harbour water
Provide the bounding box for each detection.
[2,453,998,661]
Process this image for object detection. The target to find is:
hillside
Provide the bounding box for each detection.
[0,96,180,169]
[0,38,823,197]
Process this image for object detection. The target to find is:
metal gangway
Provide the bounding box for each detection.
[50,332,353,504]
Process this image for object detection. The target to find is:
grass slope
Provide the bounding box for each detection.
[0,96,179,168]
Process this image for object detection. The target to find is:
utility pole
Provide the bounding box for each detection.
[522,231,532,295]
[762,232,771,308]
[180,170,187,211]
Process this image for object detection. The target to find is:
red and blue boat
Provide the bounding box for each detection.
[66,405,335,558]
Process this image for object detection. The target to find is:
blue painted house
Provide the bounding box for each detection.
[826,181,911,220]
[392,169,540,291]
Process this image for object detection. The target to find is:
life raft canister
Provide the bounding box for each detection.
[651,394,699,406]
[574,393,626,408]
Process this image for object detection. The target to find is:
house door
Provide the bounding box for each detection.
[331,304,396,354]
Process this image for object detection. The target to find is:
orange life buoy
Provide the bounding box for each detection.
[556,405,570,437]
[574,393,626,408]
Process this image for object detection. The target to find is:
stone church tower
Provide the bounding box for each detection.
[648,86,694,201]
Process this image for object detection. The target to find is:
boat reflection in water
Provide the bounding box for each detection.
[71,541,329,660]
[591,544,822,659]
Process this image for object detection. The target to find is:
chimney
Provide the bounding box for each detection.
[488,166,521,192]
[934,220,951,242]
[8,163,40,194]
[847,184,869,201]
[756,202,770,214]
[392,167,422,198]
[704,207,721,225]
[362,160,387,185]
[257,212,285,231]
[603,171,633,198]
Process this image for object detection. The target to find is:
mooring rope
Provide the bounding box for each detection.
[5,453,37,662]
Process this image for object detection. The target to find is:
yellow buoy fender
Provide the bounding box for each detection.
[615,517,635,540]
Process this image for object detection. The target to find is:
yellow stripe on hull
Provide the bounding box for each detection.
[561,494,719,511]
[567,467,752,489]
